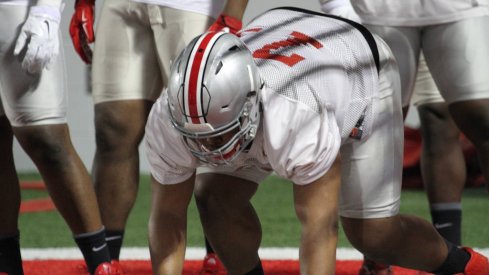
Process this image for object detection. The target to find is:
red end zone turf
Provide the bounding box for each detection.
[23,260,421,274]
[19,181,56,213]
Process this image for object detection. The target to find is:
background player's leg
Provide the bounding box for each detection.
[418,102,464,245]
[423,16,489,190]
[90,0,164,260]
[0,116,23,275]
[13,123,114,274]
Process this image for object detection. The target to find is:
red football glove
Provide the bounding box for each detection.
[208,13,242,35]
[69,0,95,64]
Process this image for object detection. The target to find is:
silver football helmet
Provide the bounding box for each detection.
[167,32,262,165]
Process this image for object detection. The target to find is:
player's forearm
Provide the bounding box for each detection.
[293,158,342,273]
[222,0,248,20]
[297,193,339,274]
[299,223,338,274]
[148,175,195,274]
[37,0,63,8]
[149,225,187,275]
[149,204,188,274]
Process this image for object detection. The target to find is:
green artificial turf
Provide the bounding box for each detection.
[18,174,489,248]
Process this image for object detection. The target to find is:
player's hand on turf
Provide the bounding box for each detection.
[69,0,95,64]
[14,5,61,74]
[208,13,243,35]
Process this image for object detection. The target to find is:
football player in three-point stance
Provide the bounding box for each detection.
[144,7,489,275]
[69,0,248,273]
[0,0,120,274]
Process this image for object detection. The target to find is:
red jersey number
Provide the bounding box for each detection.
[252,31,323,67]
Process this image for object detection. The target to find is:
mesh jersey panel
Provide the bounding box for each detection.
[240,8,378,139]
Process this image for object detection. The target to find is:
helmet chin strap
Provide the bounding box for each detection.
[245,125,257,139]
[203,139,242,165]
[220,140,242,158]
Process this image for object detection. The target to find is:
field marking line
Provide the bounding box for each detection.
[21,247,489,261]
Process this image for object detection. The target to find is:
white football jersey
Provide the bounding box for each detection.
[130,0,225,18]
[0,0,29,5]
[0,0,62,6]
[145,8,380,185]
[351,0,489,26]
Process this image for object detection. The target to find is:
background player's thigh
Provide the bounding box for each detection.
[151,7,214,88]
[366,25,421,107]
[411,52,444,107]
[422,16,489,104]
[0,4,66,127]
[92,0,163,103]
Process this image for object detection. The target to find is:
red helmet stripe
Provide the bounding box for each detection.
[185,32,224,125]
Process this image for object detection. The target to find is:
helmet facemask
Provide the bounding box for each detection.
[167,32,262,165]
[170,89,260,165]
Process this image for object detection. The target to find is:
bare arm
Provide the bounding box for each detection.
[222,0,249,21]
[148,174,196,275]
[293,156,342,274]
[208,0,249,33]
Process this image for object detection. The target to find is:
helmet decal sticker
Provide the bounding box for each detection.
[185,32,226,125]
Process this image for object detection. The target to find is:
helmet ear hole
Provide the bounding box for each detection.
[215,61,223,75]
[173,49,185,74]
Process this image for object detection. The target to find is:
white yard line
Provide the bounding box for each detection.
[21,247,489,261]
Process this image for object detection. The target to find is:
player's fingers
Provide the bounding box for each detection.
[77,45,90,64]
[79,25,93,63]
[14,31,28,56]
[85,21,95,43]
[23,45,41,74]
[80,52,90,64]
[77,37,90,64]
[76,45,90,64]
[70,27,90,63]
[69,16,78,38]
[45,51,56,71]
[39,45,52,70]
[70,22,80,47]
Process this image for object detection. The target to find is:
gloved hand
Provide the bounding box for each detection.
[208,13,242,35]
[13,5,61,74]
[320,0,361,23]
[69,0,95,64]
